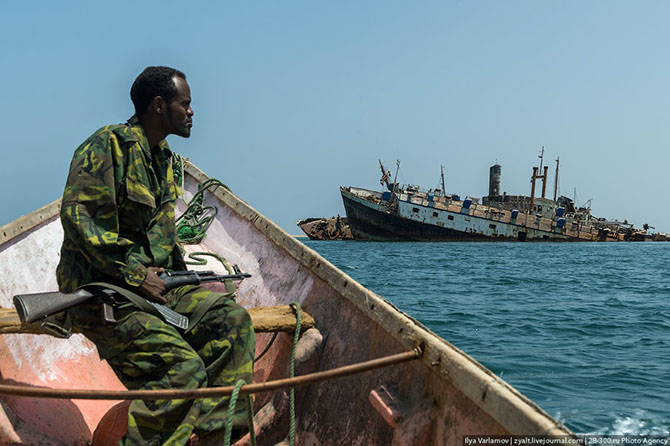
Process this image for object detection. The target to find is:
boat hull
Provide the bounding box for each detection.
[0,162,575,444]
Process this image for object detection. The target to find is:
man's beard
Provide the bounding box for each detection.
[167,105,191,138]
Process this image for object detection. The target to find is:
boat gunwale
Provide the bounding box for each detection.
[0,200,61,248]
[0,162,573,438]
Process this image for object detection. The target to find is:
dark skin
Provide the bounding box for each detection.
[136,76,194,304]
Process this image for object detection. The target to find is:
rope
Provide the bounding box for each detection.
[224,380,244,446]
[288,302,302,446]
[176,178,229,245]
[184,252,232,271]
[182,251,236,294]
[247,394,257,446]
[224,379,256,446]
[233,303,300,444]
[0,350,420,400]
[225,303,300,445]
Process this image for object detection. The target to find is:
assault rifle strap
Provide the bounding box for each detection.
[86,282,189,330]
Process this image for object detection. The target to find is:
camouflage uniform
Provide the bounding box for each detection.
[57,116,255,446]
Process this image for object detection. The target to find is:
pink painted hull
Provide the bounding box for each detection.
[0,162,574,445]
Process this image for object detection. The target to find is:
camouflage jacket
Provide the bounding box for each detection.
[57,115,184,293]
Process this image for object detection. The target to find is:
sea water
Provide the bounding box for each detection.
[304,240,670,435]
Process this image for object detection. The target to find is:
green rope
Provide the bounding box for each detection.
[184,251,236,295]
[184,252,234,273]
[246,394,256,446]
[288,301,302,446]
[224,379,256,446]
[176,178,229,245]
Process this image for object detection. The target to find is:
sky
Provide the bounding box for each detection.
[1,1,669,234]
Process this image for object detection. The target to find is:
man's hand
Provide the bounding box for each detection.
[138,267,167,304]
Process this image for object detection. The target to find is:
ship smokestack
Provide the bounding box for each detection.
[489,164,501,196]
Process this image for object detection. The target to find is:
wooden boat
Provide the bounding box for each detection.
[0,161,574,445]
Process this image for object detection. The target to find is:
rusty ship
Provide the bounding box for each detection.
[297,216,353,240]
[341,154,648,242]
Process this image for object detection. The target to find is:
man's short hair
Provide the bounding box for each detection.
[130,66,187,115]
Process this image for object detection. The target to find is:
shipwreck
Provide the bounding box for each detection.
[341,153,653,242]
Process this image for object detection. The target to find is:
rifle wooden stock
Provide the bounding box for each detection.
[13,289,98,324]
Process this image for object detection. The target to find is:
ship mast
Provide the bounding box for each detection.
[529,147,549,212]
[392,160,400,193]
[440,165,446,197]
[378,159,392,190]
[553,157,560,202]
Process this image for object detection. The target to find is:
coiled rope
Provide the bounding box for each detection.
[176,178,229,245]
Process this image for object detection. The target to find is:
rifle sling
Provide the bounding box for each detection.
[85,283,189,330]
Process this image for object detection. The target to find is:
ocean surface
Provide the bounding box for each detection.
[304,240,670,436]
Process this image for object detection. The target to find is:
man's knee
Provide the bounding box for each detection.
[111,312,208,385]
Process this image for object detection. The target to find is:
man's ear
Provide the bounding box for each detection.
[151,96,166,115]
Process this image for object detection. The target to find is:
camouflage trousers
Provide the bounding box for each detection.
[70,285,255,446]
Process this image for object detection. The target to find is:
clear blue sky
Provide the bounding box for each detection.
[1,1,669,234]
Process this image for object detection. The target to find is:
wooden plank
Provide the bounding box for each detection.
[0,305,315,335]
[0,308,42,334]
[249,305,316,332]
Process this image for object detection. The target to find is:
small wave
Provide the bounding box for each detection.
[604,296,627,307]
[589,409,669,436]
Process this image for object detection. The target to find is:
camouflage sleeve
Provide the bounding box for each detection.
[60,130,147,287]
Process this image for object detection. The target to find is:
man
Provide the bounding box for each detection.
[56,66,255,445]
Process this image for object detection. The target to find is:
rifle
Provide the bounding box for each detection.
[13,267,252,331]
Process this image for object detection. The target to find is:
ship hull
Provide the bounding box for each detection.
[342,188,492,241]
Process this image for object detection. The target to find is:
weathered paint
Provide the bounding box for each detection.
[0,214,126,445]
[296,217,353,240]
